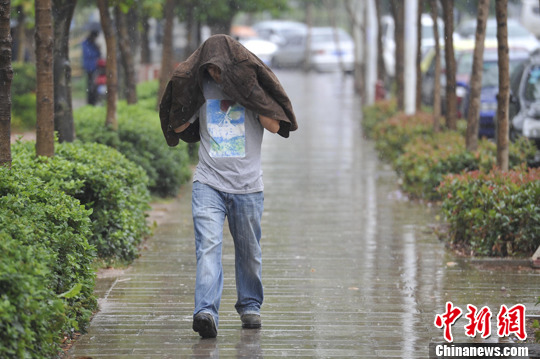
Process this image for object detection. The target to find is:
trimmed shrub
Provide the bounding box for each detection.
[361,99,398,139]
[74,101,192,197]
[437,168,540,256]
[11,61,36,95]
[136,79,158,101]
[396,133,537,199]
[11,92,37,130]
[136,80,160,111]
[372,111,434,163]
[12,141,151,262]
[11,62,37,131]
[0,233,64,359]
[0,163,96,353]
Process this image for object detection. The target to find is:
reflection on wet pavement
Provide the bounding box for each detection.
[68,71,540,358]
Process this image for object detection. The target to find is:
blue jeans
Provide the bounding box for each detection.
[192,181,264,327]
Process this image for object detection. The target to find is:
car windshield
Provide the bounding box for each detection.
[482,57,529,87]
[524,65,540,102]
[421,24,443,40]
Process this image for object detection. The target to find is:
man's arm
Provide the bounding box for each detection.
[173,122,191,133]
[173,112,199,133]
[259,115,280,133]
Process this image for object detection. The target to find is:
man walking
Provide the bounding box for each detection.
[159,35,297,338]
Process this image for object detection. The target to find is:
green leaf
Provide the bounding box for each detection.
[58,283,83,299]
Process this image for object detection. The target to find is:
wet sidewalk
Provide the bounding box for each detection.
[67,72,540,358]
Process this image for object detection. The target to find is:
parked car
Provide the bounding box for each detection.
[271,27,355,73]
[420,39,482,115]
[509,51,540,148]
[381,14,444,78]
[239,38,278,66]
[461,48,530,138]
[252,20,307,47]
[455,18,540,53]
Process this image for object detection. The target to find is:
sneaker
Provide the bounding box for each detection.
[193,312,217,338]
[241,313,261,329]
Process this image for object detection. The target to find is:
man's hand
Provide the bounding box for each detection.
[173,122,191,133]
[259,115,280,133]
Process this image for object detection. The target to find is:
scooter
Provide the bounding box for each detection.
[95,58,107,102]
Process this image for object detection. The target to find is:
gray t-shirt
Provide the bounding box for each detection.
[193,75,264,194]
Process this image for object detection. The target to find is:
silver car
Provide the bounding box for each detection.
[271,27,355,73]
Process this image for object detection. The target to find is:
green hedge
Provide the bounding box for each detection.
[437,168,540,256]
[0,164,96,357]
[371,111,434,163]
[0,234,64,359]
[136,79,158,102]
[11,92,37,130]
[74,101,192,197]
[361,99,398,139]
[1,134,155,356]
[395,133,537,199]
[12,62,36,95]
[12,141,151,262]
[11,62,37,131]
[363,102,539,257]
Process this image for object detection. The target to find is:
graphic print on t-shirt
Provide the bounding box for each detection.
[207,99,246,158]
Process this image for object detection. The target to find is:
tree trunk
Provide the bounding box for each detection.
[35,0,55,157]
[431,0,441,132]
[496,0,510,171]
[115,6,138,104]
[0,0,13,167]
[158,0,175,104]
[303,1,313,72]
[184,4,198,60]
[140,13,152,64]
[15,6,26,62]
[52,0,76,143]
[415,0,423,112]
[345,0,365,97]
[374,0,386,82]
[127,7,140,59]
[97,0,118,130]
[441,0,457,130]
[391,0,405,111]
[465,0,490,151]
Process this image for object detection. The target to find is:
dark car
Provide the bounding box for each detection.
[460,48,529,138]
[509,51,540,148]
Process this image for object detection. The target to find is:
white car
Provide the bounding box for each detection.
[239,38,278,66]
[252,20,308,47]
[271,27,355,73]
[309,27,354,72]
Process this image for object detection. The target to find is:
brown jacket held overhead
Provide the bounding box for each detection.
[159,34,298,146]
